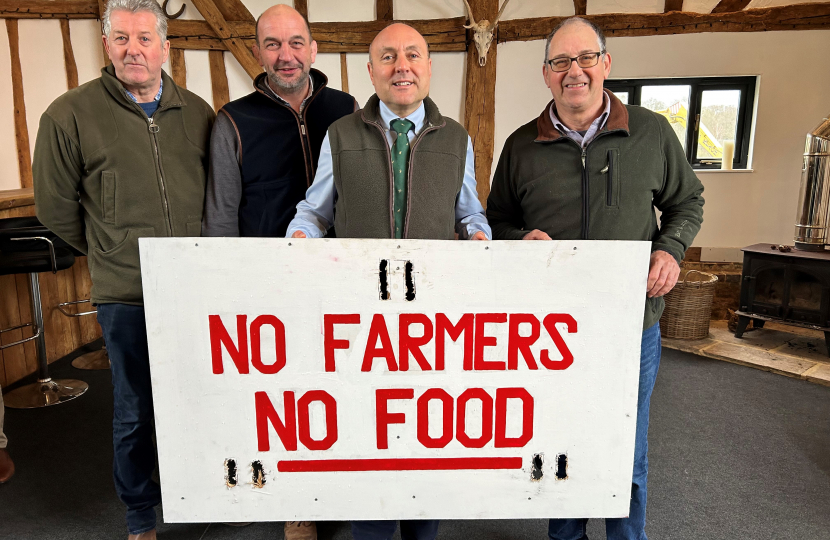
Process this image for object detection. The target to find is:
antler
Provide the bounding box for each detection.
[490,0,512,28]
[462,0,477,29]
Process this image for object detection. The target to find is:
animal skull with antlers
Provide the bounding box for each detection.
[463,0,511,67]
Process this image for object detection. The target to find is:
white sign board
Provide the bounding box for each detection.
[140,238,650,522]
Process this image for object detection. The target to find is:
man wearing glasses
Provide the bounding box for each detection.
[487,17,704,540]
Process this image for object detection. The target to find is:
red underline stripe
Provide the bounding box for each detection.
[277,457,523,472]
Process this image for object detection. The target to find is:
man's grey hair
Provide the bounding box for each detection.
[103,0,168,42]
[543,17,606,62]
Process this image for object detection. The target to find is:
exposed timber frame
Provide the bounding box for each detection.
[3,0,830,203]
[5,19,32,189]
[499,4,830,42]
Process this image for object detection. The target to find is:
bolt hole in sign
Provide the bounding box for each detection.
[139,238,649,522]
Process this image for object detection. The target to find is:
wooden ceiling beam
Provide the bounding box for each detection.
[295,0,308,19]
[189,0,262,79]
[664,0,684,13]
[711,0,752,14]
[212,0,255,22]
[377,0,393,21]
[0,0,98,19]
[498,3,830,42]
[167,17,468,52]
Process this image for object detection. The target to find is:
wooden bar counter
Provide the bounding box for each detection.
[0,188,102,387]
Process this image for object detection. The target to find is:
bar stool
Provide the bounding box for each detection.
[0,217,88,409]
[56,245,110,370]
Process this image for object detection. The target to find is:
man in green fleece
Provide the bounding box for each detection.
[487,17,704,540]
[32,0,214,538]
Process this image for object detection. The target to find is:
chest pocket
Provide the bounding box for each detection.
[605,148,620,207]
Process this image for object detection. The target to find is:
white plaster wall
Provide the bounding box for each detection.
[747,0,821,7]
[0,23,20,191]
[427,52,465,123]
[494,30,830,248]
[683,0,721,12]
[69,19,106,85]
[18,20,68,160]
[314,53,343,91]
[184,50,214,106]
[308,0,374,21]
[394,0,573,21]
[346,52,373,107]
[587,0,664,14]
[225,53,253,101]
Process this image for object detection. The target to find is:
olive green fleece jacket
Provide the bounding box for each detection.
[33,66,215,305]
[487,91,704,330]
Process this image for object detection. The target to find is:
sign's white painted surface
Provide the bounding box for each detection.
[140,238,650,522]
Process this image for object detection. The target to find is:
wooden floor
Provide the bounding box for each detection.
[662,320,830,386]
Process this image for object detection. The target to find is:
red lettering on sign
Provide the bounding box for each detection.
[362,314,398,372]
[297,390,338,450]
[494,388,534,448]
[250,315,286,374]
[255,391,296,451]
[375,388,413,449]
[209,315,248,374]
[474,314,507,370]
[540,314,577,370]
[435,313,473,371]
[507,314,540,370]
[416,388,454,448]
[456,388,494,448]
[399,314,433,371]
[324,314,360,372]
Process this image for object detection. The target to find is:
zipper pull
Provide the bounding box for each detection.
[301,122,306,135]
[600,164,609,174]
[581,149,587,168]
[148,118,159,134]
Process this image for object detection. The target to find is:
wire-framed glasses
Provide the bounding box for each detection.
[545,51,605,72]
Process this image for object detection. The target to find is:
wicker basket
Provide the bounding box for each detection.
[659,269,718,340]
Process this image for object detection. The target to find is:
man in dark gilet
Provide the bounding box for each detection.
[286,22,490,540]
[202,4,357,238]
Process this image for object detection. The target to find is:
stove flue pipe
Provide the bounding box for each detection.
[794,115,830,250]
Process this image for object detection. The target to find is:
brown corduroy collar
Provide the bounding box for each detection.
[535,89,630,142]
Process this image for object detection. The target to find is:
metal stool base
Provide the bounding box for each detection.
[3,378,89,409]
[71,348,110,370]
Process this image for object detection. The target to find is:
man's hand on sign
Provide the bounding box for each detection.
[291,231,307,238]
[647,250,680,298]
[471,231,488,241]
[522,229,552,240]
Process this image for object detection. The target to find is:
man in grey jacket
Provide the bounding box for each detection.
[33,0,214,538]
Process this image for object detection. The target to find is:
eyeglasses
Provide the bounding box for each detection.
[545,52,605,73]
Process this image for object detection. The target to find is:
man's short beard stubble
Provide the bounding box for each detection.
[267,65,309,94]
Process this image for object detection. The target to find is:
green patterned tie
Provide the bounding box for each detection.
[390,118,414,239]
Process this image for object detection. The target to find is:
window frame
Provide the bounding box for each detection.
[604,76,757,170]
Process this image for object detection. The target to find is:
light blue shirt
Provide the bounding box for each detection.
[286,100,491,240]
[549,90,611,148]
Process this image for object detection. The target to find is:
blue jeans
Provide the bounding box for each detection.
[97,304,161,535]
[548,323,662,540]
[351,520,440,540]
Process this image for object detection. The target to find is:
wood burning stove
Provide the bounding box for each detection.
[735,243,830,355]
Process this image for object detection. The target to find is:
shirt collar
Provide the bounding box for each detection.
[549,90,611,134]
[125,78,163,104]
[265,76,314,110]
[379,100,426,134]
